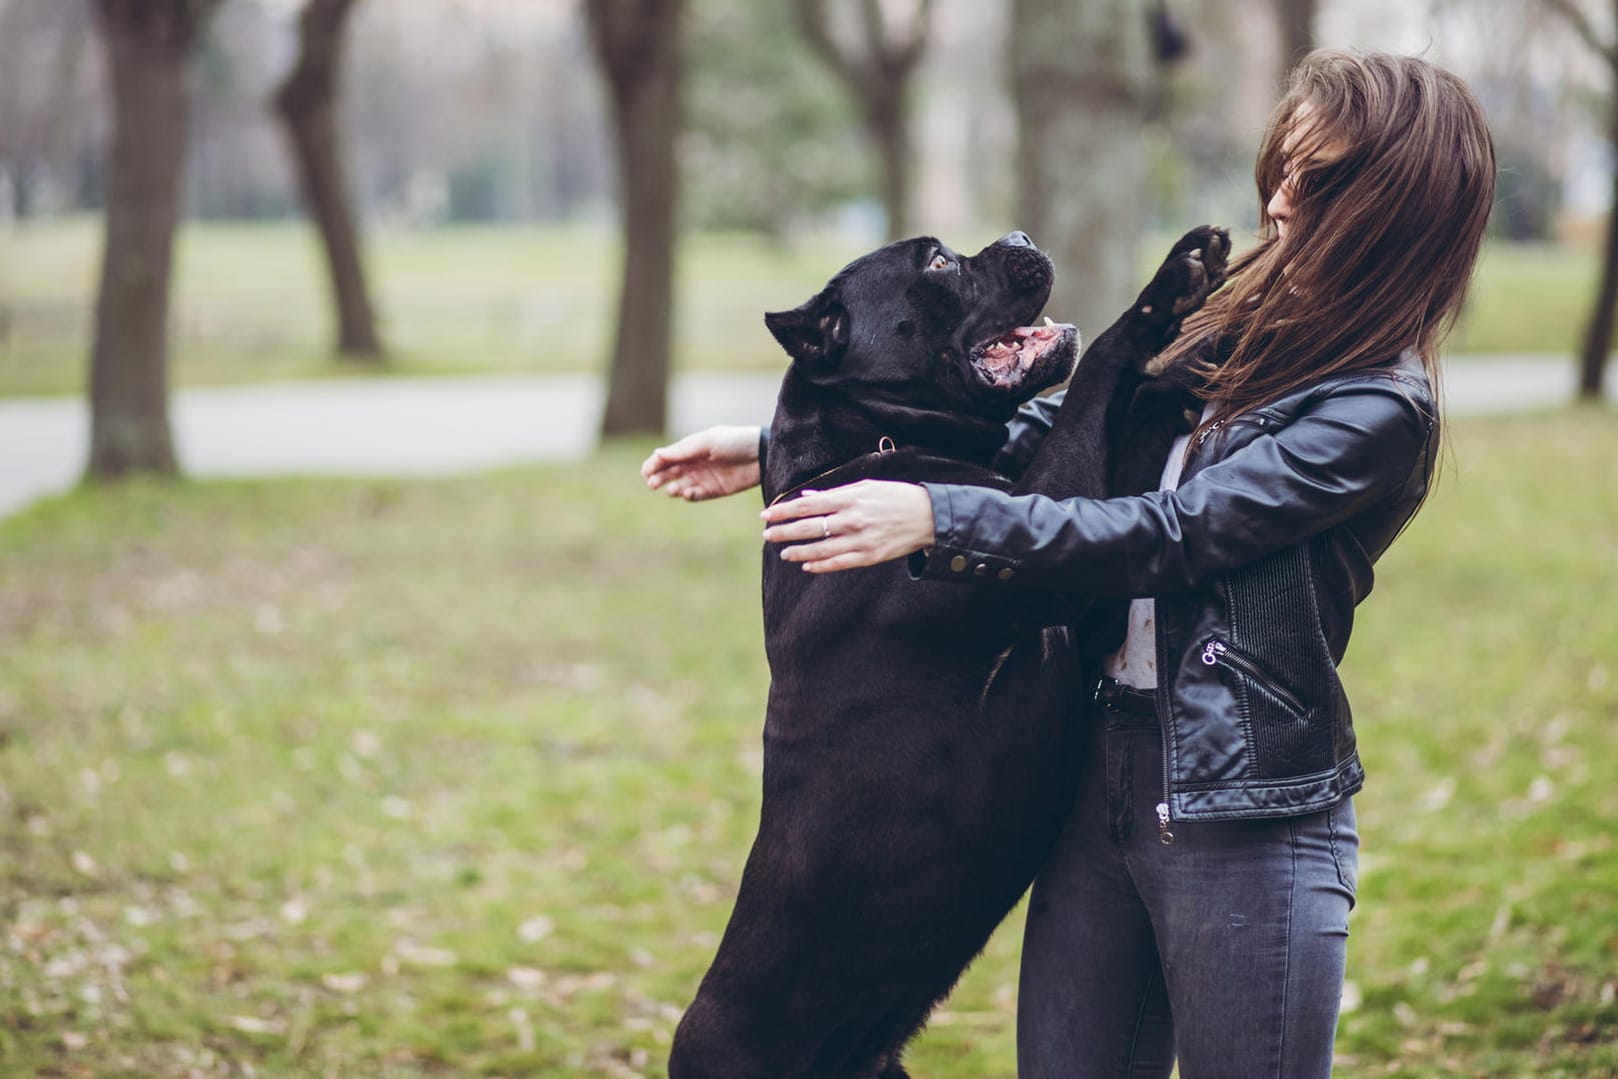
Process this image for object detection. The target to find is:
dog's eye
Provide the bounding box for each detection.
[928,254,950,272]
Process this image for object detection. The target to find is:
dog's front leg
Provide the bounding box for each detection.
[1016,225,1229,502]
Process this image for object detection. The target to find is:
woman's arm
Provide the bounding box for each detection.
[763,383,1434,591]
[643,388,1060,503]
[641,425,763,501]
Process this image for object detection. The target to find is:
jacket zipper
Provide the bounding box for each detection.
[1153,613,1174,845]
[1200,639,1307,715]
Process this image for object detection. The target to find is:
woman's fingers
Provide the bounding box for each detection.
[648,470,690,496]
[778,531,862,565]
[643,447,710,496]
[763,498,859,563]
[759,481,932,573]
[760,488,848,524]
[642,456,682,490]
[640,448,680,483]
[768,510,889,571]
[645,428,762,502]
[800,550,880,574]
[762,513,836,545]
[642,431,716,484]
[660,474,709,500]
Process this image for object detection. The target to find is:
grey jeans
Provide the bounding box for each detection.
[1017,705,1359,1079]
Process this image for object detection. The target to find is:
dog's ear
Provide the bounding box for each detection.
[765,292,849,367]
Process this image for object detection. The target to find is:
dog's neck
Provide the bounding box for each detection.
[765,371,1009,503]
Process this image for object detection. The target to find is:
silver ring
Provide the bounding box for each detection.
[821,516,832,539]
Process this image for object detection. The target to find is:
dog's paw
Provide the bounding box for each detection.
[1134,225,1230,338]
[1128,358,1204,429]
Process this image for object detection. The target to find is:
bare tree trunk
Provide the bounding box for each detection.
[1009,0,1152,341]
[586,0,685,438]
[1540,0,1617,399]
[1579,100,1618,399]
[793,0,930,240]
[86,0,220,480]
[275,0,382,360]
[867,87,912,242]
[1272,0,1317,83]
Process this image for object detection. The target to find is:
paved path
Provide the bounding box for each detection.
[1,358,1610,518]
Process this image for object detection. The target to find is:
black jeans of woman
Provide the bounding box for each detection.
[1017,701,1359,1078]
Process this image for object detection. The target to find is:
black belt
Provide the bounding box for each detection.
[1092,676,1158,718]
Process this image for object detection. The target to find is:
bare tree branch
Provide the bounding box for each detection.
[792,0,933,236]
[585,0,672,93]
[859,0,885,62]
[895,0,932,73]
[1541,0,1618,66]
[792,0,859,87]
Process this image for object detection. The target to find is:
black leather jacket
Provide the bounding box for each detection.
[911,351,1438,821]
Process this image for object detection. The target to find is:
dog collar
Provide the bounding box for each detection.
[769,437,898,507]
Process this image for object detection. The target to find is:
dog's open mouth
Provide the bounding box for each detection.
[970,317,1078,390]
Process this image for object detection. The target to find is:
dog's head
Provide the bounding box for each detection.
[764,232,1078,421]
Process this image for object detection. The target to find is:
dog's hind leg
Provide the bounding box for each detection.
[669,992,777,1079]
[871,1054,912,1079]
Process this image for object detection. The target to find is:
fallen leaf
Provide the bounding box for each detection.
[394,940,456,967]
[322,972,368,994]
[508,966,546,989]
[227,1015,286,1035]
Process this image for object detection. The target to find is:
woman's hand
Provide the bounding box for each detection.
[641,425,761,501]
[761,481,935,573]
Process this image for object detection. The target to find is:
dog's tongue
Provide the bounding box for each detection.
[979,319,1065,377]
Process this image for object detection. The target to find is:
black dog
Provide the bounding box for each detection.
[670,227,1229,1078]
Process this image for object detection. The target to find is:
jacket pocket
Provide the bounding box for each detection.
[1200,639,1307,717]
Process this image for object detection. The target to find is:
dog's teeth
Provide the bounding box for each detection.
[1044,317,1056,328]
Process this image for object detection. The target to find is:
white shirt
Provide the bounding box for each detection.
[1101,407,1210,690]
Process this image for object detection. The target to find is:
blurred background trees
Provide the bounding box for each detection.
[0,0,1614,462]
[684,0,868,236]
[1542,0,1618,398]
[8,0,1607,241]
[1272,0,1318,78]
[0,1,96,220]
[275,0,382,360]
[1010,0,1157,341]
[792,0,933,240]
[585,0,686,437]
[84,0,224,479]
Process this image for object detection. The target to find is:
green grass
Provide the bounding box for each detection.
[0,219,1600,397]
[1447,242,1602,356]
[1,412,1616,1076]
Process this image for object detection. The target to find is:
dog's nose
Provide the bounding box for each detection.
[1000,231,1033,248]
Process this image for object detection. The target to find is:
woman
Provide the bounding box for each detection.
[644,50,1495,1079]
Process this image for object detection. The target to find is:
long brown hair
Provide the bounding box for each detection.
[1162,50,1497,434]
